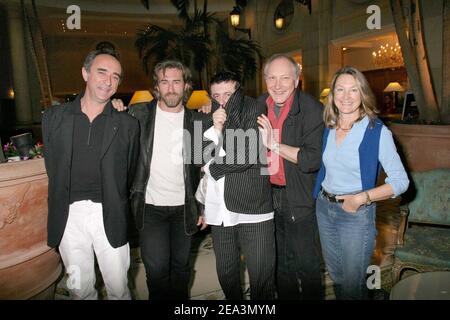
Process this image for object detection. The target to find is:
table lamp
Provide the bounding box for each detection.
[319,88,330,105]
[187,90,210,109]
[129,90,154,106]
[384,82,404,113]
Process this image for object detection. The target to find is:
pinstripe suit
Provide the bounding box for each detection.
[207,92,273,213]
[204,89,275,300]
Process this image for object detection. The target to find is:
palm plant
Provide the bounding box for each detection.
[136,0,262,89]
[135,24,210,78]
[211,20,262,83]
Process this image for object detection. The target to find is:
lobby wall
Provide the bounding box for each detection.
[247,0,444,106]
[46,35,151,99]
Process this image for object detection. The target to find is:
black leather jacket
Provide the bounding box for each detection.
[128,100,201,235]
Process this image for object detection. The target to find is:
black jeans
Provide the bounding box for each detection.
[139,204,192,300]
[273,187,324,300]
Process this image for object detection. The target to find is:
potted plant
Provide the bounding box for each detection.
[2,139,43,162]
[10,132,33,160]
[3,142,20,162]
[30,142,44,159]
[136,0,262,88]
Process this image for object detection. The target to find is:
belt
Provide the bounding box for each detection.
[321,189,344,203]
[271,184,286,189]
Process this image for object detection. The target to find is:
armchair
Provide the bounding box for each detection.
[391,168,450,285]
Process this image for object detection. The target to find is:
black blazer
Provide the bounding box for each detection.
[206,89,273,214]
[128,100,201,236]
[257,89,324,221]
[42,95,140,248]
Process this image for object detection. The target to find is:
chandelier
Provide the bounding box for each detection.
[372,43,404,68]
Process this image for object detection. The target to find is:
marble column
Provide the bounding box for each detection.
[317,0,336,95]
[6,1,33,126]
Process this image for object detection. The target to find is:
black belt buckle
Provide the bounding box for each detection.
[321,189,344,203]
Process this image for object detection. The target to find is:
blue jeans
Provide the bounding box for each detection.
[315,192,377,300]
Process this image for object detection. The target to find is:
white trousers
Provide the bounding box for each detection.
[59,200,131,300]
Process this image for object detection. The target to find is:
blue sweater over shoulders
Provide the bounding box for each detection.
[313,118,383,198]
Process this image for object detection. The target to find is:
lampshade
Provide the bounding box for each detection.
[319,88,330,104]
[129,90,154,105]
[383,82,405,92]
[8,88,14,99]
[275,17,284,29]
[187,90,210,109]
[320,88,330,97]
[230,7,240,27]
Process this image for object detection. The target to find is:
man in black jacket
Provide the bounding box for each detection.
[127,60,202,300]
[257,54,325,299]
[42,48,140,299]
[201,72,275,300]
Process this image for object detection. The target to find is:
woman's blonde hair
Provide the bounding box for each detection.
[324,66,378,128]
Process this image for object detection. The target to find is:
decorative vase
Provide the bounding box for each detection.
[10,133,33,159]
[0,158,62,299]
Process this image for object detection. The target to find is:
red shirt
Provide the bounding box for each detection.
[266,93,295,186]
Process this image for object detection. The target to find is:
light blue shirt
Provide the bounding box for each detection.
[322,116,409,197]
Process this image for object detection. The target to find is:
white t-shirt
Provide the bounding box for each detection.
[145,104,185,205]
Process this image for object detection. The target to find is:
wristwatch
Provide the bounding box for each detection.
[364,191,372,206]
[271,142,280,154]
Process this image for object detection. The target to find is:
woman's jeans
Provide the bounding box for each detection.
[316,192,377,300]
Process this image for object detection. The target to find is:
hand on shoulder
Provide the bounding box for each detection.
[112,98,127,112]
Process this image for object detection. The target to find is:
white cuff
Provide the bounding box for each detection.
[204,126,219,145]
[204,160,212,177]
[204,126,226,156]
